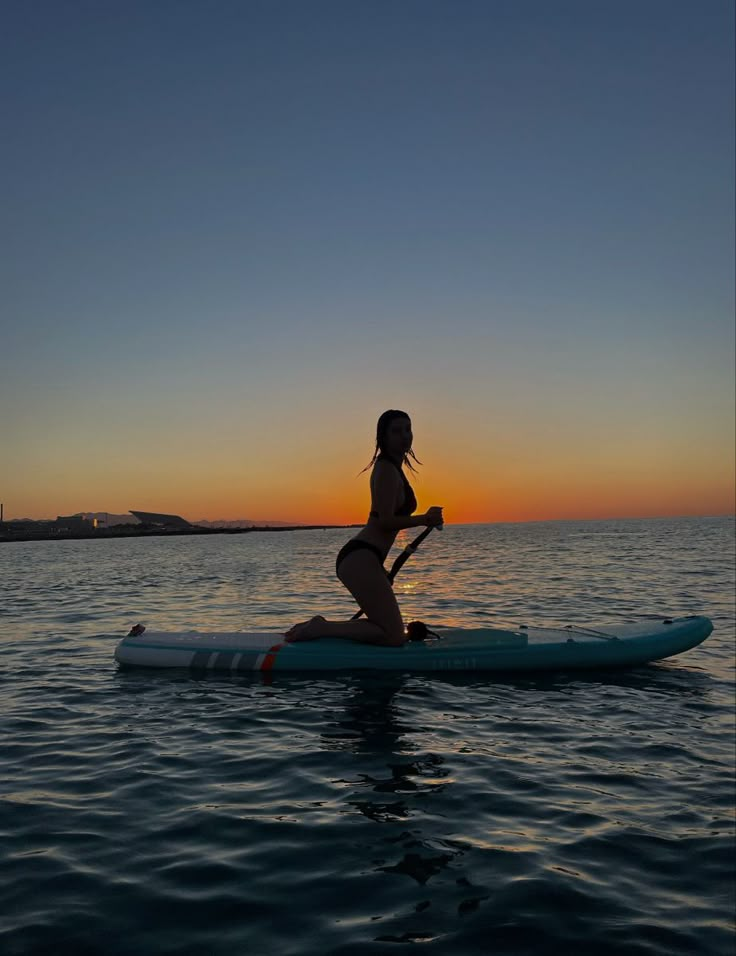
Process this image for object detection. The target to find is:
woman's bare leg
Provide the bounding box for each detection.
[284,616,389,643]
[284,551,405,646]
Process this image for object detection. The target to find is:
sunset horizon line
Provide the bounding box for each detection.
[3,508,733,527]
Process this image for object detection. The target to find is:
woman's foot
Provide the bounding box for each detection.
[284,615,327,642]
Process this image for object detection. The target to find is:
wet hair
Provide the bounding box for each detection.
[361,409,422,474]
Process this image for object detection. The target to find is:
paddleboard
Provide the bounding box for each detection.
[114,615,712,673]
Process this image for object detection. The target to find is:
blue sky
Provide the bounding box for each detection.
[1,0,733,521]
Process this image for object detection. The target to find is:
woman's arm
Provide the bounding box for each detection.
[377,514,425,532]
[370,461,443,532]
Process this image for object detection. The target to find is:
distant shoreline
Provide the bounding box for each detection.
[1,514,731,544]
[0,525,361,544]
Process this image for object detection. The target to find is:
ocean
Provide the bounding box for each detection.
[1,517,734,955]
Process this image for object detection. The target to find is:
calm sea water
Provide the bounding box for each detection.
[1,517,734,956]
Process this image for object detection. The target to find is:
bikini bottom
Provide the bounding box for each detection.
[335,539,386,577]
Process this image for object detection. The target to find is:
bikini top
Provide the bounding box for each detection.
[369,455,417,518]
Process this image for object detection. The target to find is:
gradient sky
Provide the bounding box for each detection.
[1,0,734,524]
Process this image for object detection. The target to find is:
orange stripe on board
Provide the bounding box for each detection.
[261,641,286,672]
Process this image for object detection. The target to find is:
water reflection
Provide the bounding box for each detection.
[318,675,468,897]
[319,675,409,754]
[319,675,450,830]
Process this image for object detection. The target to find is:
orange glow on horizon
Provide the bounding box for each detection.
[4,432,733,525]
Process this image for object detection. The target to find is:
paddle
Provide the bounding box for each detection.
[350,523,440,621]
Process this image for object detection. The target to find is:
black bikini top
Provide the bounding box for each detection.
[369,455,417,518]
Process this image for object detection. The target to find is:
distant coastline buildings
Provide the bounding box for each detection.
[0,509,192,539]
[129,511,191,529]
[0,507,346,542]
[0,509,339,542]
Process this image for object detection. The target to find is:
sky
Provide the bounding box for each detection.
[1,0,734,525]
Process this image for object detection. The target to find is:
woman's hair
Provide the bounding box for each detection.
[361,409,422,473]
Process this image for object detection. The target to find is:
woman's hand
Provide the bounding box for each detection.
[423,506,444,528]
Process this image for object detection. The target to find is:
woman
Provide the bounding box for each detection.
[285,409,443,646]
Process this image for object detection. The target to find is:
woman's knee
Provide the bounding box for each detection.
[354,599,405,645]
[374,619,406,646]
[366,607,406,646]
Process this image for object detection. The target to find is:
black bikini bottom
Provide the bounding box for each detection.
[335,539,385,577]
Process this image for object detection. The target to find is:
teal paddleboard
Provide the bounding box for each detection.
[114,615,712,673]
